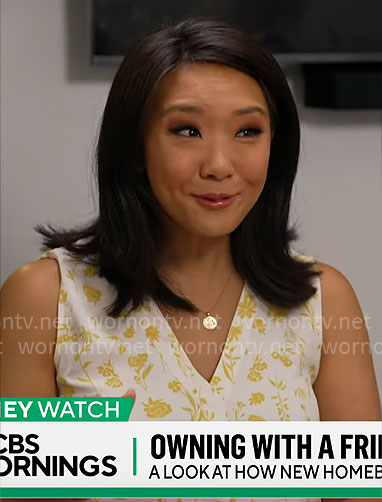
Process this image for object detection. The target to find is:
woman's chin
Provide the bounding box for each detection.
[186,221,240,239]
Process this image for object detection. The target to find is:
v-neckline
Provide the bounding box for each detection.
[149,279,248,387]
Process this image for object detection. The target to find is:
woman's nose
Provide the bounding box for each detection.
[199,140,235,180]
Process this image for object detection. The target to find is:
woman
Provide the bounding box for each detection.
[1,17,380,502]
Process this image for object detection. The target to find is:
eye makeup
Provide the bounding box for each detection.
[168,125,264,137]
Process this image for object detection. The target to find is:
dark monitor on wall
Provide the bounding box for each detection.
[91,0,382,65]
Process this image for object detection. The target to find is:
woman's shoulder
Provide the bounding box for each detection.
[1,257,61,305]
[312,260,381,420]
[1,258,61,342]
[0,258,60,397]
[290,247,352,294]
[314,260,355,304]
[303,256,359,326]
[290,249,359,324]
[1,242,98,308]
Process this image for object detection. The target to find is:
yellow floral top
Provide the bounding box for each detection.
[39,245,322,502]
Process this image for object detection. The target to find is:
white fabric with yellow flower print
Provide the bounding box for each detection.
[39,245,322,502]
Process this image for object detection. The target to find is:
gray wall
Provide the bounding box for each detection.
[1,0,381,399]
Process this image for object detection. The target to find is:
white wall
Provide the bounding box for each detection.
[1,0,115,281]
[1,0,381,399]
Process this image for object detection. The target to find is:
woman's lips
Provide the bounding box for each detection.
[192,194,236,210]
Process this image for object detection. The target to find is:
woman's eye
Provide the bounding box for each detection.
[236,127,263,137]
[169,126,201,137]
[169,126,263,138]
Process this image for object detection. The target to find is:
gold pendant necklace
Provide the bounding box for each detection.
[202,313,218,330]
[198,268,234,330]
[158,266,234,331]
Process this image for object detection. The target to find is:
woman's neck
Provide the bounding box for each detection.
[156,232,238,296]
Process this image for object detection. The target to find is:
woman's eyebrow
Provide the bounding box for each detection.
[161,104,268,117]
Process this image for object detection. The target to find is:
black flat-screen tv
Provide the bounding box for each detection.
[91,0,382,65]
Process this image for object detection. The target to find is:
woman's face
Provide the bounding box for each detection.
[143,62,273,239]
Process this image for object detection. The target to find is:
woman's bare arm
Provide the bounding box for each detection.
[313,262,382,502]
[0,259,60,397]
[0,258,84,501]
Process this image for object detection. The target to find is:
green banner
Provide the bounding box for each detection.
[0,397,134,421]
[1,487,381,498]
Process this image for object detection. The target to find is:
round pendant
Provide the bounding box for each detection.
[203,314,218,330]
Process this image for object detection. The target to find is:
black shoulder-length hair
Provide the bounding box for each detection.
[35,17,321,317]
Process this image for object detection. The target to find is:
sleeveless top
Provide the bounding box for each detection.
[38,245,323,502]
